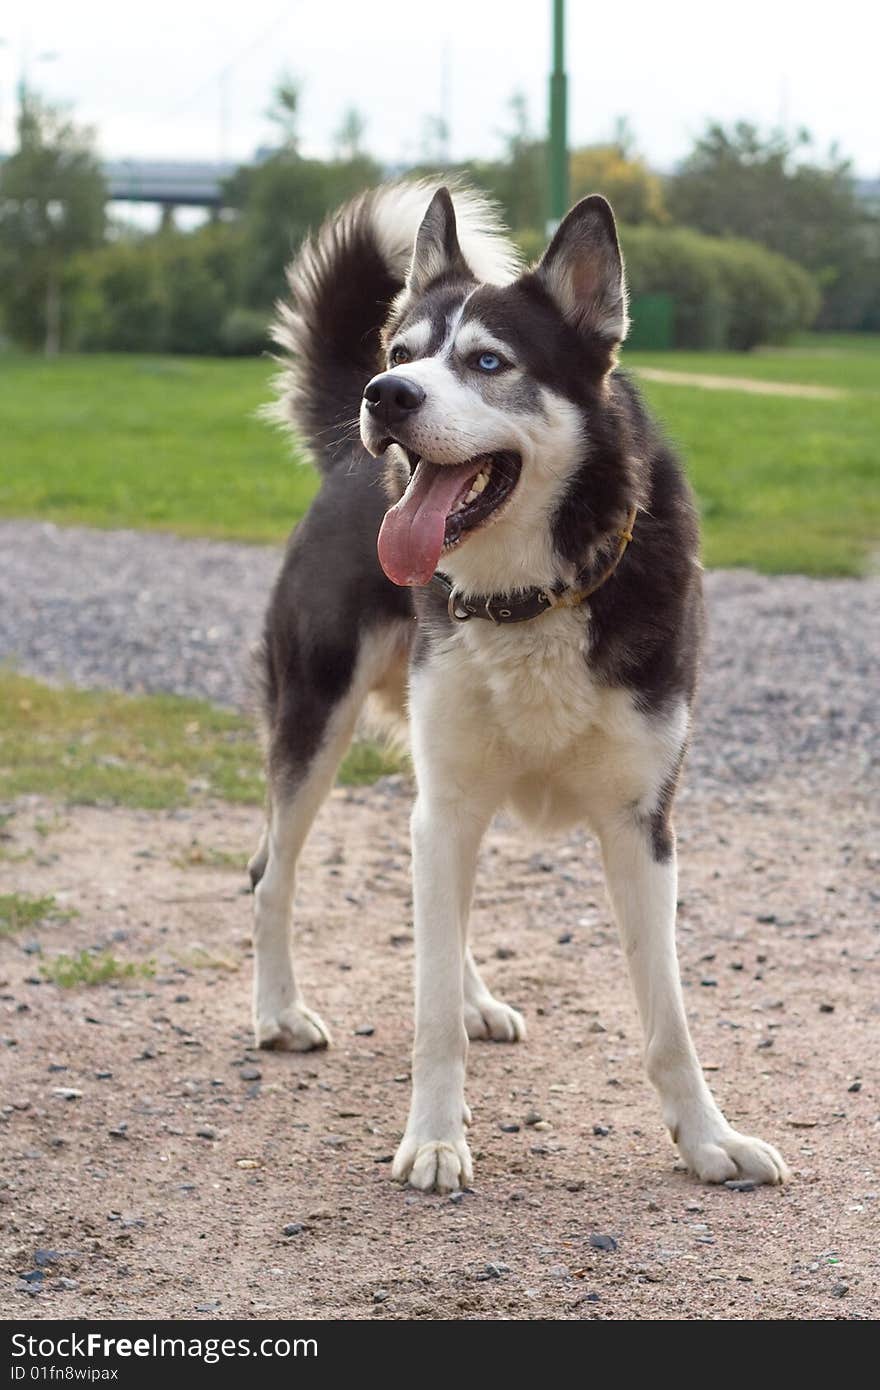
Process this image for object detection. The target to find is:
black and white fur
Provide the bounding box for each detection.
[251,180,789,1193]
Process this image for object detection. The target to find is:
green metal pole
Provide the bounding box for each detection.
[548,0,568,231]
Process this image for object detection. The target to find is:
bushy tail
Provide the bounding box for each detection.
[264,179,522,471]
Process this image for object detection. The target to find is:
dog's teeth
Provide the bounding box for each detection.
[464,488,478,504]
[473,470,489,494]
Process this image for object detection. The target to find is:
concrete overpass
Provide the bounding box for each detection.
[103,159,238,207]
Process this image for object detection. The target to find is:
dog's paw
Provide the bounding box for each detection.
[677,1124,790,1186]
[392,1134,473,1193]
[255,1002,330,1052]
[465,995,526,1043]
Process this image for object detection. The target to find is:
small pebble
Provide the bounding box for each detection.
[354,1025,375,1037]
[848,1081,862,1093]
[239,1066,261,1081]
[500,1122,520,1133]
[196,1126,217,1140]
[592,1125,610,1137]
[725,1179,757,1192]
[557,932,573,944]
[283,1223,305,1236]
[589,1233,617,1252]
[372,1289,389,1303]
[52,1088,82,1101]
[819,1003,835,1014]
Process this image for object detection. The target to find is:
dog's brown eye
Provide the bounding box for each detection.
[389,345,411,366]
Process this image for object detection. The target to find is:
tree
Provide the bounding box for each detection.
[667,121,875,327]
[570,143,667,225]
[334,107,367,162]
[467,90,546,233]
[0,91,106,352]
[225,149,382,310]
[266,75,302,153]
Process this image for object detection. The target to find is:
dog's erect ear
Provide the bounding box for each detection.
[535,195,629,347]
[407,187,471,294]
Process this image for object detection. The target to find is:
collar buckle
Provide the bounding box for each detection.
[447,588,472,622]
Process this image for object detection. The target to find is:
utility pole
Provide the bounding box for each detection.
[548,0,568,232]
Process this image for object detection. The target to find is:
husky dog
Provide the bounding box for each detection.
[250,181,789,1194]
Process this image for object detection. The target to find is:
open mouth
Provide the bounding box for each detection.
[377,450,522,587]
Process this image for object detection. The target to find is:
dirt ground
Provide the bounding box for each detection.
[632,367,846,399]
[1,773,877,1321]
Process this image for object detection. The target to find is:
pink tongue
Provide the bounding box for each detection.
[378,459,481,586]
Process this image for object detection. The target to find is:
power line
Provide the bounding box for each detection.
[163,5,300,121]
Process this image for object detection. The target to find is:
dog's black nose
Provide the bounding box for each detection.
[363,373,425,425]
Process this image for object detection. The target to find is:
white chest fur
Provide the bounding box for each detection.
[459,608,601,761]
[410,609,688,835]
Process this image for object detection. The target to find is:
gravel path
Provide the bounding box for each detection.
[1,519,877,791]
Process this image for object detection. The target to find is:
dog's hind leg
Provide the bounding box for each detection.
[463,951,526,1044]
[252,702,359,1051]
[596,806,790,1186]
[252,624,406,1052]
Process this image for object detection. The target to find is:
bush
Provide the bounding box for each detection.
[220,307,271,356]
[70,222,245,355]
[711,238,820,349]
[70,239,168,351]
[620,224,818,349]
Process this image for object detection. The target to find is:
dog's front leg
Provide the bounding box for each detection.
[598,813,790,1186]
[392,793,491,1193]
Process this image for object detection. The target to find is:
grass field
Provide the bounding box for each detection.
[0,670,402,809]
[1,335,878,575]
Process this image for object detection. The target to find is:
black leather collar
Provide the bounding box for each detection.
[430,572,563,623]
[429,506,638,626]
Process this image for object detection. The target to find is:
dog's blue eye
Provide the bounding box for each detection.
[389,345,411,366]
[477,352,501,372]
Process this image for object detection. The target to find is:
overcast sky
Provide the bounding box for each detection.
[1,0,878,176]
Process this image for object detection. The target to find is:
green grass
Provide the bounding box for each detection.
[1,335,877,574]
[622,373,879,576]
[0,353,317,542]
[0,891,59,937]
[40,949,154,988]
[619,332,880,576]
[0,670,404,809]
[624,333,880,394]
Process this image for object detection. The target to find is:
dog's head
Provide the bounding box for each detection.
[360,186,630,594]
